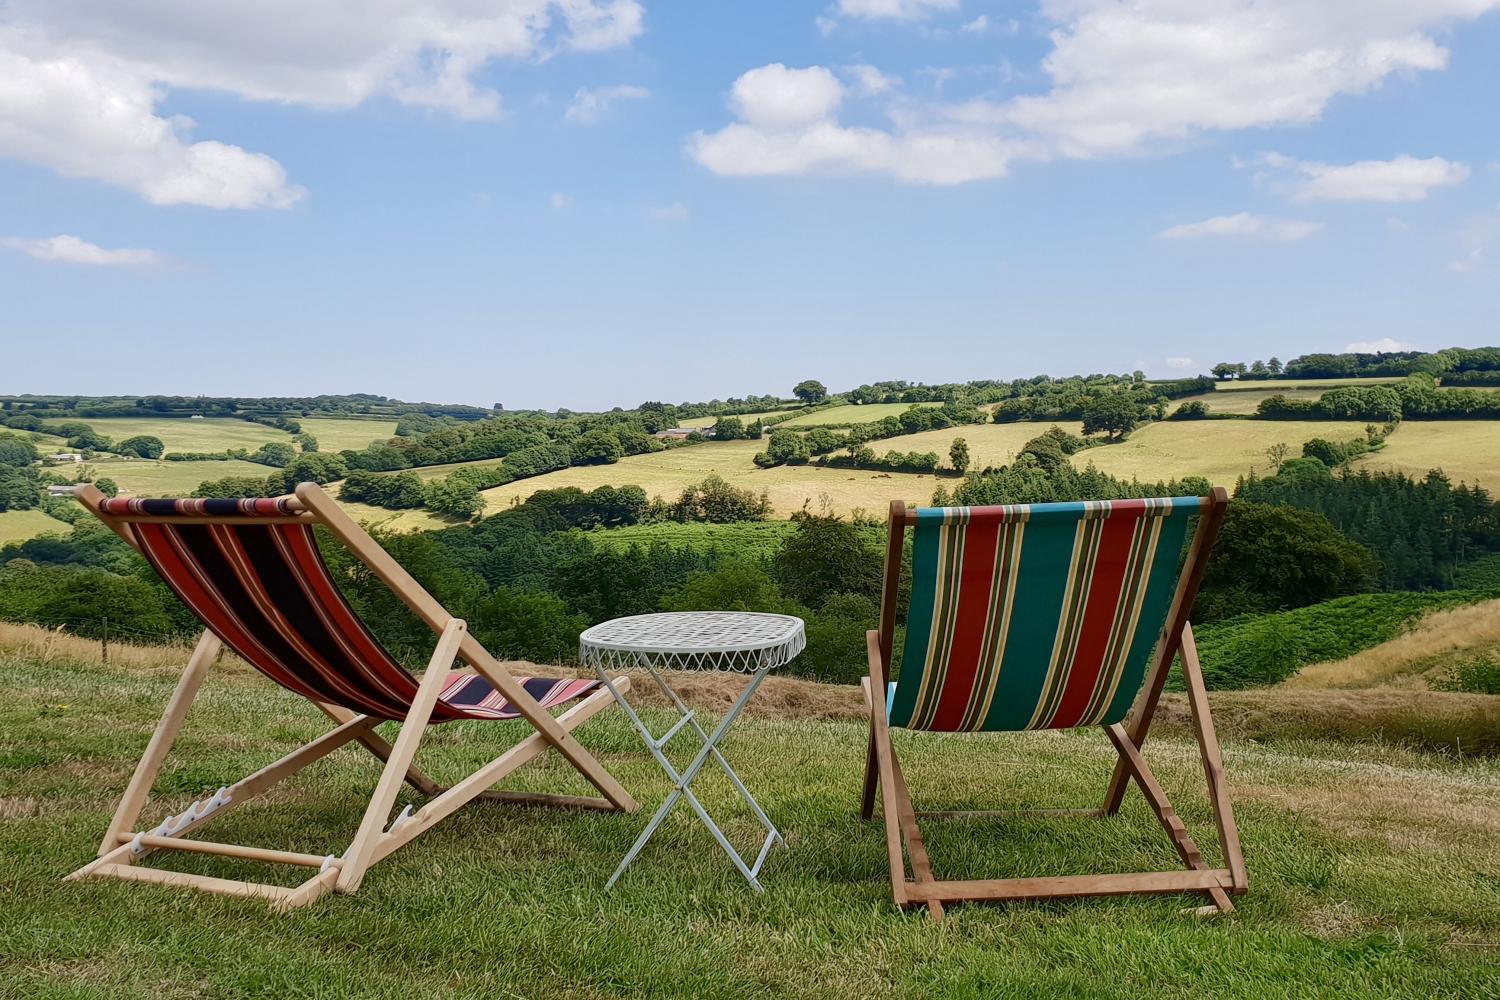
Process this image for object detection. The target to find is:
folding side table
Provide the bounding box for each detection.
[579,611,805,891]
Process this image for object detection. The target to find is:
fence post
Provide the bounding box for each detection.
[101,616,109,666]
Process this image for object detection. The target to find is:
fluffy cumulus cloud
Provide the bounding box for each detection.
[1258,153,1471,202]
[689,63,1019,184]
[0,0,643,207]
[2,234,165,266]
[695,0,1499,184]
[1164,356,1197,370]
[1157,213,1322,241]
[565,84,650,123]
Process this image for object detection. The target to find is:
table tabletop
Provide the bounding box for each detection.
[579,611,805,673]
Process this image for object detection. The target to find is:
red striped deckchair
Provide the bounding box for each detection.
[860,490,1245,919]
[66,482,637,910]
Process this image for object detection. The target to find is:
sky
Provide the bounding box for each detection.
[2,0,1498,411]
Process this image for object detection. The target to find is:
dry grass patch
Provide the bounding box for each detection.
[1286,599,1500,690]
[1365,420,1500,487]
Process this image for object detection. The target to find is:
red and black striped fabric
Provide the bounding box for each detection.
[98,497,599,723]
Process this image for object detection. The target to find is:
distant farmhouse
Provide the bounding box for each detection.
[46,453,84,464]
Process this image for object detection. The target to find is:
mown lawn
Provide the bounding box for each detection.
[4,647,1499,998]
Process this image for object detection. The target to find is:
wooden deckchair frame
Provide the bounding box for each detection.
[860,489,1245,919]
[65,482,638,910]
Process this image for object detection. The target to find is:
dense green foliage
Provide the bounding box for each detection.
[1237,459,1500,590]
[1190,590,1499,690]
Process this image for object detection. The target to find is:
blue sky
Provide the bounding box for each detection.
[2,1,1498,410]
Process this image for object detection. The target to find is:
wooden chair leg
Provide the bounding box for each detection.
[335,619,464,894]
[97,630,221,855]
[866,634,909,909]
[885,747,944,920]
[1180,623,1247,893]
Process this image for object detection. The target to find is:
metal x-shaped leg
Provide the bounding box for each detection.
[595,657,783,891]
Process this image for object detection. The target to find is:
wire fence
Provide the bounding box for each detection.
[0,613,199,663]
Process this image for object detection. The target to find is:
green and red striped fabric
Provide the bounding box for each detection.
[887,497,1198,733]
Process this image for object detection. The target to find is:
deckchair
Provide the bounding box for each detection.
[65,482,637,910]
[860,490,1245,919]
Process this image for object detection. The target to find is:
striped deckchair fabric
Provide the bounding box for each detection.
[860,490,1245,919]
[69,484,637,911]
[98,496,602,723]
[889,497,1199,733]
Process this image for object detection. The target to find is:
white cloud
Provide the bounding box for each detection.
[1165,356,1197,370]
[645,202,689,222]
[1343,338,1418,353]
[1260,153,1470,202]
[696,2,1500,185]
[0,1,643,207]
[690,64,1020,184]
[2,234,165,266]
[550,192,572,209]
[844,65,899,96]
[1387,216,1411,233]
[1449,248,1483,272]
[564,83,650,124]
[1157,213,1323,241]
[834,0,959,21]
[959,15,988,33]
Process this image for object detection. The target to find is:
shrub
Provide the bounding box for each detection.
[115,435,165,459]
[772,512,883,608]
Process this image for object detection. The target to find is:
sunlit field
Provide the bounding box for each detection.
[1176,388,1326,415]
[1075,420,1373,486]
[87,458,284,497]
[874,422,1086,471]
[66,417,288,454]
[0,509,71,545]
[295,418,400,452]
[777,402,941,427]
[1213,377,1403,391]
[1365,421,1500,487]
[479,438,942,517]
[675,408,801,429]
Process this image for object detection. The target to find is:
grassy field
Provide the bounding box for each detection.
[676,409,801,429]
[585,520,888,558]
[1365,421,1500,487]
[84,457,280,497]
[1175,388,1327,415]
[479,439,944,517]
[296,418,400,452]
[0,509,71,545]
[879,421,1084,471]
[68,417,289,454]
[777,402,940,427]
[1213,377,1403,391]
[3,631,1499,998]
[1076,420,1372,485]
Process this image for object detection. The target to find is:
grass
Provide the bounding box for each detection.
[0,509,71,545]
[66,417,290,454]
[296,418,400,452]
[1077,420,1373,485]
[478,439,943,518]
[777,402,940,427]
[84,457,280,497]
[1174,388,1328,416]
[1364,421,1500,487]
[675,409,801,429]
[584,520,887,558]
[4,632,1500,998]
[1286,599,1500,693]
[1214,377,1403,391]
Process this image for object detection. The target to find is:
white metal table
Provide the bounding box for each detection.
[580,611,805,891]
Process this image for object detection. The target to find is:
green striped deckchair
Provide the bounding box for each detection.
[860,489,1246,919]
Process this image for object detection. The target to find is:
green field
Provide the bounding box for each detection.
[1366,421,1500,487]
[68,417,289,454]
[296,418,400,452]
[1175,388,1327,415]
[86,458,283,497]
[777,402,940,427]
[0,509,71,545]
[3,641,1499,998]
[876,422,1084,471]
[676,408,801,429]
[585,520,887,558]
[1214,376,1403,391]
